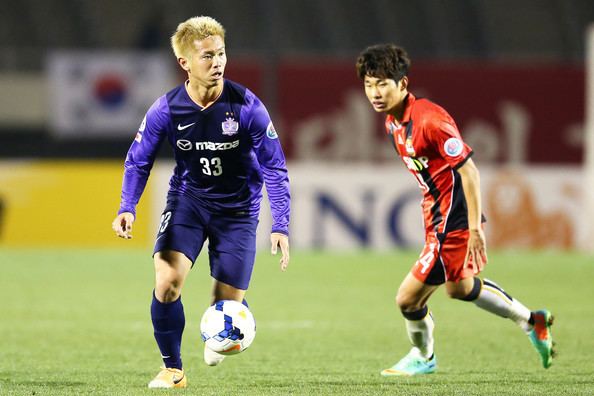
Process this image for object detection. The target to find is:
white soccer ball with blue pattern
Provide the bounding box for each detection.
[200,300,256,355]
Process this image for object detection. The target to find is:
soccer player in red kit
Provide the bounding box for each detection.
[356,44,555,376]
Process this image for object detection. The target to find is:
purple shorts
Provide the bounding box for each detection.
[153,195,258,290]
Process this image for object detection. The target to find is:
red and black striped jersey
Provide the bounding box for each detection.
[385,93,477,234]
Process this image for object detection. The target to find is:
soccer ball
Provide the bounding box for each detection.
[200,300,256,355]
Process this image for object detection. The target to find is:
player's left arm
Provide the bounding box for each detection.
[431,116,487,272]
[245,92,291,270]
[457,158,488,272]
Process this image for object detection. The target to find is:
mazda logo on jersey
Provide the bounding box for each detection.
[177,139,192,151]
[176,139,240,151]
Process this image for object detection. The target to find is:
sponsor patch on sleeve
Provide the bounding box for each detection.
[139,116,146,132]
[266,122,278,139]
[134,115,147,142]
[444,137,463,157]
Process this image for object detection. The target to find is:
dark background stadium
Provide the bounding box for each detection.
[0,0,592,159]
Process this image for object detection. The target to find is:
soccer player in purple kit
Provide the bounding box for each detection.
[111,16,290,389]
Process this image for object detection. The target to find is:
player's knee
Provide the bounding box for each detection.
[396,292,422,312]
[447,278,481,301]
[155,281,182,302]
[155,273,184,302]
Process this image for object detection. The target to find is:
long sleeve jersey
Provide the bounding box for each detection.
[118,79,291,235]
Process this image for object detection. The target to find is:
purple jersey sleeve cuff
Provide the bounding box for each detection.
[118,206,136,217]
[271,227,289,236]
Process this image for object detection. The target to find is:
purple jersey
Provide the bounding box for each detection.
[118,79,290,235]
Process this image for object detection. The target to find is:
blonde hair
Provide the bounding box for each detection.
[171,16,226,59]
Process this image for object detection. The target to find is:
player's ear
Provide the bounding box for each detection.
[178,57,191,73]
[399,76,409,91]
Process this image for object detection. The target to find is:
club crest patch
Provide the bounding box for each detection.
[266,122,278,139]
[405,137,415,156]
[222,112,239,136]
[444,137,463,157]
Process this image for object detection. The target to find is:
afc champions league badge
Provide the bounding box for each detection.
[222,112,239,136]
[444,137,464,157]
[266,122,278,139]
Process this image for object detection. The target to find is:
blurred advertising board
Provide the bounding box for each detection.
[47,51,175,137]
[258,164,585,251]
[0,161,152,247]
[0,161,584,251]
[149,163,586,252]
[276,60,584,164]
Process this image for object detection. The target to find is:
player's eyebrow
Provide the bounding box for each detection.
[202,46,225,55]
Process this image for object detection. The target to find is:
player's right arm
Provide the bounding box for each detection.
[112,96,170,239]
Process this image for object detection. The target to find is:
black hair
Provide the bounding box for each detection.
[355,44,410,81]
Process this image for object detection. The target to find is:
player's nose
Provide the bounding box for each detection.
[213,55,224,67]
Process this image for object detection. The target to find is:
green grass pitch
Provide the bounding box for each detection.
[0,248,593,395]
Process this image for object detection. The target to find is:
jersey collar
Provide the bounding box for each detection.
[184,79,226,111]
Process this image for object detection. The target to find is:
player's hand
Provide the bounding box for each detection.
[270,233,290,271]
[112,212,135,239]
[467,228,488,273]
